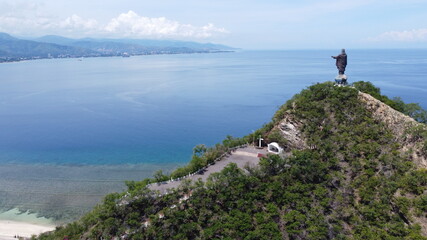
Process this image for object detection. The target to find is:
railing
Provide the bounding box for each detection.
[118,143,255,207]
[146,144,249,188]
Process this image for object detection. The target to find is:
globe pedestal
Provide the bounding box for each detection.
[334,74,348,86]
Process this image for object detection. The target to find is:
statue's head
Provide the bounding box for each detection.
[341,49,346,54]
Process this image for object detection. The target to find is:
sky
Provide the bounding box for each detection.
[1,0,427,49]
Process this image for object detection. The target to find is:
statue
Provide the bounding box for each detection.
[331,49,348,86]
[331,49,347,75]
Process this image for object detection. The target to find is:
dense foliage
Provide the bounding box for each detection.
[37,82,427,239]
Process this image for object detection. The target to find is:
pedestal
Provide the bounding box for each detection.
[334,74,348,86]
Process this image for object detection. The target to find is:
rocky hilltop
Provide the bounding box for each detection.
[38,82,427,239]
[272,89,426,169]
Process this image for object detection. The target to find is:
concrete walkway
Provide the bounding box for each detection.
[149,146,267,194]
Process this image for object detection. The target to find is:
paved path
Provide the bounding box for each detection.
[149,146,267,194]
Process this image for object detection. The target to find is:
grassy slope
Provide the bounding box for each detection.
[37,82,427,240]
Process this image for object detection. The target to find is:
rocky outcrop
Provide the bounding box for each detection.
[273,113,307,151]
[358,92,418,135]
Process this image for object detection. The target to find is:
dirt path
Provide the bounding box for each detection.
[149,146,267,194]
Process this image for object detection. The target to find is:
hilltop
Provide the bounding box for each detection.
[37,81,427,239]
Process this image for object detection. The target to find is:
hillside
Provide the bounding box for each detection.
[0,33,96,61]
[37,82,427,239]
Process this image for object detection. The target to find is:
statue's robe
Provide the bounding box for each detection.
[333,53,347,74]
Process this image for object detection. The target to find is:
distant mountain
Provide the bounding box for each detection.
[0,33,234,62]
[35,35,234,52]
[0,32,16,40]
[36,35,78,46]
[110,38,234,50]
[0,33,98,61]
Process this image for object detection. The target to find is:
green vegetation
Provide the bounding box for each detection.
[121,136,252,193]
[37,82,427,239]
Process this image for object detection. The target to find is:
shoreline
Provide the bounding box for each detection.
[0,50,234,64]
[0,162,182,223]
[0,209,55,239]
[0,220,55,239]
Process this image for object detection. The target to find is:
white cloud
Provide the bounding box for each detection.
[0,14,100,36]
[277,0,374,23]
[368,29,427,42]
[59,15,99,31]
[104,11,227,38]
[0,15,50,32]
[0,8,227,39]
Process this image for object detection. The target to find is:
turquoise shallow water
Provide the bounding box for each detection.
[0,50,426,221]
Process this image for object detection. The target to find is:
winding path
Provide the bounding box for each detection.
[149,146,267,194]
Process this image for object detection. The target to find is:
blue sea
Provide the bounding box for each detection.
[0,50,426,222]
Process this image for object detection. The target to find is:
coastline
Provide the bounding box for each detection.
[0,50,234,64]
[0,209,55,239]
[0,162,182,224]
[0,220,55,239]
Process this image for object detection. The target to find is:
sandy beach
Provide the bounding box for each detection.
[0,209,55,239]
[0,220,55,239]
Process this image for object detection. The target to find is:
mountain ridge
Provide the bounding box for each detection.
[0,32,17,40]
[35,35,234,50]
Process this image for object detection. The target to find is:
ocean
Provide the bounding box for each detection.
[0,50,426,222]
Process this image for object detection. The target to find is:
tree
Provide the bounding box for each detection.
[153,170,168,182]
